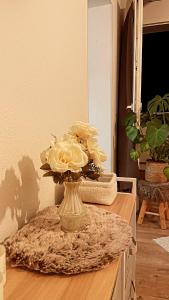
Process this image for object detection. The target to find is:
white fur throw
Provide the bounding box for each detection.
[4,205,132,275]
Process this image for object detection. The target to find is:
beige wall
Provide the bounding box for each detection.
[0,0,88,242]
[144,0,169,24]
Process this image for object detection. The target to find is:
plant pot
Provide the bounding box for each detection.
[79,173,117,205]
[145,161,168,183]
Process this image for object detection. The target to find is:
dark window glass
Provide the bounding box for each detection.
[141,31,169,112]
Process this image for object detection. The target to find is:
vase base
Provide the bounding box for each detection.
[60,211,90,232]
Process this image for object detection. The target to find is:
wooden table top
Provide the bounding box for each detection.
[4,193,135,300]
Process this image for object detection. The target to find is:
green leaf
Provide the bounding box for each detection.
[82,162,101,180]
[163,93,169,106]
[140,141,150,152]
[43,171,56,177]
[163,166,169,180]
[163,93,169,99]
[140,112,150,128]
[146,119,162,129]
[134,134,144,144]
[40,163,51,170]
[71,172,81,181]
[146,124,169,148]
[124,111,136,126]
[147,93,169,115]
[53,176,59,184]
[165,114,169,123]
[126,125,138,142]
[130,149,140,160]
[87,173,100,180]
[147,95,162,115]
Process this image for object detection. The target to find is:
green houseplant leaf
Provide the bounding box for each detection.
[124,93,169,163]
[146,124,169,148]
[146,119,162,129]
[124,111,136,126]
[163,166,169,180]
[148,95,163,115]
[148,94,169,115]
[140,141,150,152]
[130,149,140,160]
[126,125,138,142]
[140,111,150,128]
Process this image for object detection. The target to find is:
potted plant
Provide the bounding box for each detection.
[124,94,169,183]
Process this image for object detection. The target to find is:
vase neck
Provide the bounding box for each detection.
[64,181,81,188]
[64,181,81,196]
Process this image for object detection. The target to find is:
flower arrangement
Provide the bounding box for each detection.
[40,121,107,183]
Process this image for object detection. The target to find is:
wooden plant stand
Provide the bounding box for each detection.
[137,180,169,229]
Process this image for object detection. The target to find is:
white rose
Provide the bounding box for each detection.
[69,121,98,142]
[40,147,50,164]
[62,133,78,144]
[63,133,88,152]
[87,140,107,167]
[47,140,88,173]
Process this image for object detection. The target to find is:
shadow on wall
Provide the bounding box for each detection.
[0,156,40,231]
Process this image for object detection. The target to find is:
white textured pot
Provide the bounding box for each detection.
[79,173,117,205]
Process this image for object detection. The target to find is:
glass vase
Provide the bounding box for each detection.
[58,181,88,232]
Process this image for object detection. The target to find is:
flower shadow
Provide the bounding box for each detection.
[0,156,40,239]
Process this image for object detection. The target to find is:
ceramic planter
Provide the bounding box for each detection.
[145,160,168,183]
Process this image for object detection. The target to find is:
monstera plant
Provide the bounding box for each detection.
[124,94,169,182]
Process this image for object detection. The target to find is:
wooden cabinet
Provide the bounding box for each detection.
[112,195,136,300]
[5,185,136,300]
